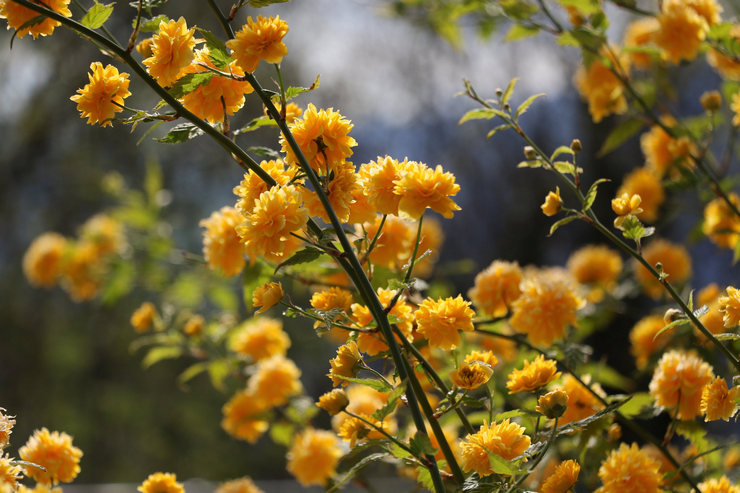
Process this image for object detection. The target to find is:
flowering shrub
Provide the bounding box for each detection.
[5,0,740,492]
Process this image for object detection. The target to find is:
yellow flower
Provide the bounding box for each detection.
[634,239,692,299]
[541,187,562,216]
[701,90,723,112]
[394,161,461,219]
[316,389,349,416]
[536,390,569,419]
[724,449,740,472]
[265,102,302,123]
[331,384,389,433]
[226,16,289,73]
[15,484,62,493]
[707,26,740,80]
[510,276,582,346]
[180,48,254,124]
[337,414,395,448]
[247,355,302,407]
[70,62,131,127]
[200,206,247,277]
[703,193,740,249]
[216,477,264,493]
[282,104,357,174]
[0,0,71,38]
[229,317,290,361]
[0,409,15,449]
[138,473,184,493]
[183,314,204,337]
[358,156,408,215]
[60,242,103,302]
[233,160,297,217]
[541,459,580,493]
[629,315,671,369]
[286,428,342,486]
[252,281,283,313]
[699,476,740,493]
[459,419,531,476]
[414,295,475,350]
[649,349,715,420]
[130,302,156,333]
[310,286,354,341]
[468,260,523,317]
[701,377,740,421]
[328,341,363,387]
[555,374,605,425]
[450,362,493,390]
[136,37,154,58]
[567,244,622,290]
[351,288,414,355]
[464,350,499,368]
[640,117,695,179]
[142,17,196,87]
[595,443,663,493]
[611,192,643,218]
[408,216,444,278]
[236,185,309,263]
[506,354,561,393]
[719,285,740,328]
[0,454,21,488]
[574,46,630,123]
[359,215,414,269]
[300,160,359,223]
[616,168,664,224]
[687,0,722,25]
[733,92,740,127]
[19,428,82,485]
[23,232,67,288]
[623,17,660,69]
[221,390,270,443]
[347,187,377,225]
[80,214,124,257]
[655,0,708,64]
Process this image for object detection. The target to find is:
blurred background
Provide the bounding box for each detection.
[1,0,739,487]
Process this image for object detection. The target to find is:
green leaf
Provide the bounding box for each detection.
[328,453,389,493]
[247,146,281,159]
[514,93,545,120]
[556,400,624,436]
[248,0,290,7]
[583,178,609,211]
[207,359,231,391]
[371,383,406,421]
[154,123,205,143]
[136,15,170,33]
[242,259,270,311]
[487,451,525,475]
[556,31,580,47]
[269,421,294,446]
[505,24,539,42]
[409,431,437,456]
[501,78,518,105]
[272,74,321,103]
[486,124,512,139]
[617,392,654,418]
[274,247,323,273]
[549,215,579,236]
[198,28,231,69]
[517,159,542,169]
[556,0,602,14]
[10,15,45,48]
[388,442,412,459]
[550,145,575,161]
[675,421,710,453]
[571,28,605,53]
[459,108,507,124]
[332,375,393,392]
[499,0,539,20]
[493,409,527,421]
[234,116,278,135]
[553,160,576,175]
[81,2,115,29]
[168,72,215,98]
[177,361,210,388]
[715,333,740,341]
[142,346,182,368]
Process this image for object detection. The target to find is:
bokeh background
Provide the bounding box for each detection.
[1,0,739,486]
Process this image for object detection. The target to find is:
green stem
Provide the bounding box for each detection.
[386,215,424,313]
[505,417,558,493]
[343,410,416,456]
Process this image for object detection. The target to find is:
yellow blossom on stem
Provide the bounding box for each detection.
[541,187,562,216]
[574,45,630,123]
[719,286,740,328]
[70,62,131,127]
[247,355,302,407]
[233,159,297,217]
[216,477,264,493]
[286,428,342,487]
[459,419,531,476]
[80,214,124,257]
[300,161,359,223]
[183,314,204,337]
[468,260,523,317]
[506,354,561,393]
[19,428,82,485]
[629,315,671,369]
[328,341,363,387]
[359,215,414,269]
[351,288,413,355]
[142,17,196,87]
[701,377,740,421]
[337,414,394,447]
[226,16,289,73]
[394,161,461,219]
[200,206,247,277]
[536,390,569,419]
[221,389,270,443]
[0,0,71,39]
[136,37,153,58]
[0,409,15,450]
[60,241,103,302]
[22,232,67,288]
[567,244,622,292]
[0,454,21,488]
[611,192,643,219]
[655,0,708,64]
[358,156,409,215]
[699,476,740,493]
[130,302,156,333]
[331,384,389,433]
[703,193,740,249]
[310,286,354,341]
[138,473,184,493]
[316,389,349,416]
[252,281,283,314]
[541,459,580,493]
[595,443,663,493]
[634,238,692,299]
[649,349,715,420]
[464,350,499,368]
[616,168,664,224]
[407,216,444,277]
[555,374,605,425]
[623,18,660,69]
[450,362,493,390]
[701,91,722,113]
[414,295,475,350]
[640,117,695,178]
[265,102,302,123]
[230,317,290,361]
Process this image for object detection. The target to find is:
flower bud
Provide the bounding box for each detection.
[253,281,284,314]
[700,91,722,113]
[570,139,582,153]
[663,308,684,324]
[136,38,154,58]
[523,146,537,160]
[316,389,349,416]
[607,423,622,442]
[536,390,569,419]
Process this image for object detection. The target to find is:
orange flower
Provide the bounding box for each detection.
[328,341,363,387]
[19,428,82,484]
[654,0,708,64]
[595,443,663,493]
[698,475,740,493]
[142,17,196,87]
[629,315,671,369]
[22,232,67,287]
[247,355,302,407]
[649,349,715,420]
[233,160,297,217]
[640,117,695,178]
[719,286,740,328]
[394,161,461,219]
[200,206,247,276]
[703,193,740,249]
[701,377,740,421]
[541,187,562,216]
[130,302,156,333]
[616,168,665,223]
[541,459,580,493]
[252,281,283,313]
[0,0,71,38]
[286,428,341,486]
[351,288,413,355]
[506,354,561,393]
[574,46,630,123]
[555,374,605,425]
[623,17,660,69]
[567,244,622,290]
[450,362,493,390]
[634,239,692,299]
[459,419,531,476]
[137,473,184,493]
[229,317,290,361]
[221,389,270,443]
[226,16,289,73]
[215,477,264,493]
[358,156,408,215]
[70,62,131,127]
[414,295,475,349]
[468,260,523,317]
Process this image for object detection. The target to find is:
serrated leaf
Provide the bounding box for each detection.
[499,0,539,20]
[550,145,575,161]
[274,247,323,273]
[617,392,654,418]
[234,116,277,135]
[494,409,527,421]
[271,74,321,104]
[515,93,545,119]
[168,72,214,98]
[388,442,412,459]
[136,15,170,33]
[675,421,710,453]
[487,450,524,475]
[81,2,114,29]
[415,464,435,491]
[517,159,542,168]
[549,215,578,236]
[583,178,609,211]
[332,375,393,392]
[505,24,539,41]
[198,28,231,69]
[371,382,406,421]
[247,146,281,159]
[328,453,389,493]
[501,78,518,105]
[715,332,740,341]
[409,431,437,456]
[553,160,576,175]
[142,346,182,368]
[459,108,506,124]
[597,119,645,157]
[486,124,512,139]
[155,123,205,143]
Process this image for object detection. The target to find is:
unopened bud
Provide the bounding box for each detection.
[496,88,504,97]
[316,389,349,416]
[524,146,537,160]
[700,91,722,113]
[607,423,622,442]
[136,38,154,58]
[536,390,569,419]
[663,308,684,324]
[570,139,582,153]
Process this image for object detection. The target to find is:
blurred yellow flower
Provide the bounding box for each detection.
[142,17,196,87]
[510,276,582,346]
[629,315,671,369]
[252,281,283,313]
[215,477,264,493]
[634,239,691,299]
[450,362,493,390]
[468,260,523,317]
[506,354,561,393]
[80,214,124,257]
[70,62,131,127]
[286,428,342,487]
[732,92,740,127]
[623,18,659,69]
[183,314,204,337]
[221,390,269,443]
[699,475,740,493]
[719,286,740,328]
[394,161,461,219]
[328,341,363,387]
[595,443,663,493]
[19,428,82,485]
[137,473,184,493]
[0,0,71,38]
[649,349,715,420]
[230,317,290,361]
[567,244,622,291]
[655,0,708,64]
[23,232,67,288]
[0,409,15,450]
[60,242,103,302]
[130,302,156,333]
[574,46,629,123]
[616,168,664,224]
[359,215,414,269]
[316,389,349,416]
[415,295,475,350]
[703,193,740,249]
[541,459,580,493]
[247,355,302,407]
[555,374,605,425]
[408,216,444,278]
[541,187,562,216]
[640,117,695,178]
[351,288,413,355]
[701,377,740,421]
[0,454,21,489]
[227,16,289,73]
[459,419,531,476]
[200,206,247,277]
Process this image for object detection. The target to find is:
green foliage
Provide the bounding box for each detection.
[598,119,645,156]
[155,123,205,143]
[168,72,215,99]
[80,2,115,29]
[198,28,232,69]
